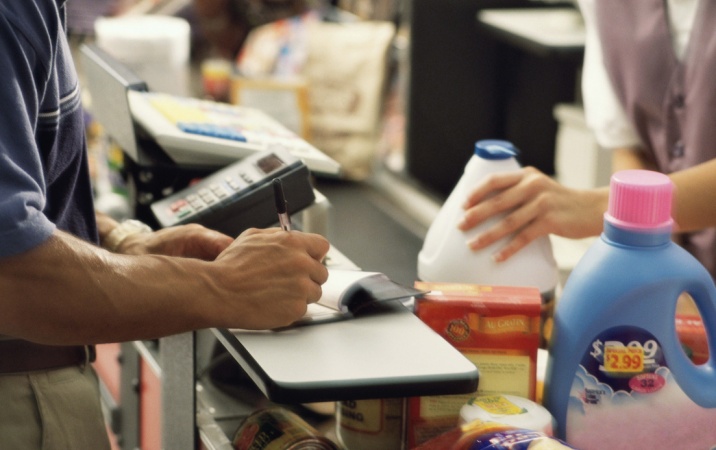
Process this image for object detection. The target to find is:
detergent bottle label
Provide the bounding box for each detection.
[566,326,716,449]
[453,421,576,449]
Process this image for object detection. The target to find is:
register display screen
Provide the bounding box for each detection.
[257,153,285,174]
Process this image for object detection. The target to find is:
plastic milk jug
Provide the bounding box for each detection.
[544,170,716,450]
[418,140,559,345]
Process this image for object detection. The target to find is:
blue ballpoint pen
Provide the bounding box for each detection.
[273,178,292,231]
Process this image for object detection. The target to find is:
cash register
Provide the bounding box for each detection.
[80,43,338,234]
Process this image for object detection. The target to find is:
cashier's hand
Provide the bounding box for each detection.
[209,228,330,330]
[118,224,234,260]
[458,167,608,262]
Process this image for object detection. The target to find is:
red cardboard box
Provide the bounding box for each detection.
[407,282,541,448]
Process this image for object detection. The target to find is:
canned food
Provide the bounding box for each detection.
[233,407,340,450]
[336,398,405,449]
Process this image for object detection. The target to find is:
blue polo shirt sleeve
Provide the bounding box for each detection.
[0,4,57,258]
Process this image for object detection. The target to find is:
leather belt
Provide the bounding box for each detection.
[0,340,95,374]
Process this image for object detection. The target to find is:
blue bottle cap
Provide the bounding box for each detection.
[474,140,519,160]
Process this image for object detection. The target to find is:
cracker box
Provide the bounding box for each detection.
[406,282,541,448]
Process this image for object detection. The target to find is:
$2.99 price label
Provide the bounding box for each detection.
[604,345,644,373]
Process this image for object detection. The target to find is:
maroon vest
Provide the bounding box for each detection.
[595,0,716,277]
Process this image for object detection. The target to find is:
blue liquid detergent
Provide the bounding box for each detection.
[544,170,716,450]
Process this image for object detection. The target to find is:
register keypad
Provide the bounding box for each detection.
[163,171,255,222]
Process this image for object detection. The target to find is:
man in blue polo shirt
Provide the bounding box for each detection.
[0,2,329,448]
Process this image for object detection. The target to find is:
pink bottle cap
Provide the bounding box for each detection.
[605,170,674,231]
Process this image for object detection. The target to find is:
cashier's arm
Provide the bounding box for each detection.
[669,159,716,232]
[611,147,716,232]
[0,222,329,345]
[459,146,716,260]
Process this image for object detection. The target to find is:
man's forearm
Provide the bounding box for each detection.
[0,230,215,345]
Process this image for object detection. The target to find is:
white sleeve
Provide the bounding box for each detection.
[577,0,642,150]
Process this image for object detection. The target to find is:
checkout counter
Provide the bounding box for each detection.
[81,44,479,449]
[81,7,716,449]
[81,6,591,447]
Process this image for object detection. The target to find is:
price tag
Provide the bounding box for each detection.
[604,345,644,373]
[472,395,524,416]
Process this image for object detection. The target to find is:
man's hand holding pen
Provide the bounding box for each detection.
[190,178,328,330]
[209,227,329,330]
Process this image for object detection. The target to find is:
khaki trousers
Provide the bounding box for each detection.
[0,365,111,450]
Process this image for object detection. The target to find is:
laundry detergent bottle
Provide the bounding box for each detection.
[418,140,559,346]
[544,170,716,450]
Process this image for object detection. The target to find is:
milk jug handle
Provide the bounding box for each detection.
[669,282,716,408]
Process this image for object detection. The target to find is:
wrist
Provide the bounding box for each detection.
[103,219,153,253]
[586,187,611,234]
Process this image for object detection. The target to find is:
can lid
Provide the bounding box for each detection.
[474,140,519,160]
[605,170,674,231]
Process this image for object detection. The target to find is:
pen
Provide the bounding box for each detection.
[273,178,292,231]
